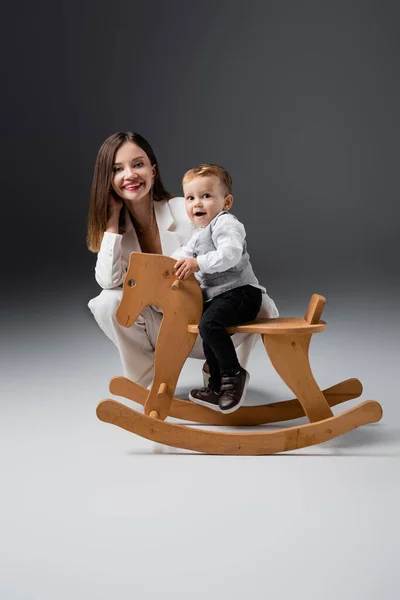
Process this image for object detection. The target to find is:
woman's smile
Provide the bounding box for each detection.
[122,181,143,192]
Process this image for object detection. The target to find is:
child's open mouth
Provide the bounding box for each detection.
[194,211,206,217]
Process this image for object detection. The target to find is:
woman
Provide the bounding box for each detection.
[87,132,278,388]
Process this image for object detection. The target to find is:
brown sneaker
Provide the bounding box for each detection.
[189,386,220,412]
[218,367,249,414]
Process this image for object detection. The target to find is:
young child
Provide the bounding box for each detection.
[172,164,265,414]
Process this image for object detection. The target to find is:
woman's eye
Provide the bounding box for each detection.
[113,167,122,173]
[134,162,144,168]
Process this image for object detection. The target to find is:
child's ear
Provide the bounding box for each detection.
[224,194,233,210]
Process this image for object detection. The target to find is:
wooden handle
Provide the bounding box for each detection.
[304,294,326,324]
[171,279,181,290]
[157,383,168,399]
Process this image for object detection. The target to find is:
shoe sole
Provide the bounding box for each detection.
[188,391,220,412]
[219,370,250,415]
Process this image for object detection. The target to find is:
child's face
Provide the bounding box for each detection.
[183,175,232,228]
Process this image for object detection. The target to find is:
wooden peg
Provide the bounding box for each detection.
[157,383,168,401]
[149,410,159,419]
[171,279,181,290]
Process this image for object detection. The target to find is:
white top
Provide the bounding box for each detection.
[171,212,266,294]
[171,212,245,273]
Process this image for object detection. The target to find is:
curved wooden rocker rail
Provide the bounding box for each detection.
[109,376,363,426]
[97,253,383,455]
[97,400,382,455]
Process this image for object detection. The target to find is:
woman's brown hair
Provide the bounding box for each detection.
[87,132,172,252]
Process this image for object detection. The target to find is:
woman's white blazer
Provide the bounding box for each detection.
[94,197,278,318]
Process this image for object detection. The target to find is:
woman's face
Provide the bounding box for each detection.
[111,141,155,202]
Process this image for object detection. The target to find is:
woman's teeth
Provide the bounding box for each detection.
[124,182,142,191]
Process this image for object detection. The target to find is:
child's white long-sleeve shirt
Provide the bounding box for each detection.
[171,212,246,274]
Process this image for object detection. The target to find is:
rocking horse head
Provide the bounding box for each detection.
[116,252,203,328]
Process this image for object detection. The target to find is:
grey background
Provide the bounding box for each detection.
[2,0,399,304]
[1,2,399,599]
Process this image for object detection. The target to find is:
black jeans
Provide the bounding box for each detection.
[198,285,262,392]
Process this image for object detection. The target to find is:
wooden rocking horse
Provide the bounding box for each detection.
[96,253,383,454]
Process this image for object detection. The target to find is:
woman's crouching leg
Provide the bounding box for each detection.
[232,333,259,369]
[88,289,162,387]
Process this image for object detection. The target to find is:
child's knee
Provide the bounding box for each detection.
[198,314,211,337]
[198,313,222,338]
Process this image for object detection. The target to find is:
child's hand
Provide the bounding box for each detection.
[174,258,200,279]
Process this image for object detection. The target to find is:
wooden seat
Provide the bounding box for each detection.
[187,317,326,335]
[96,253,383,455]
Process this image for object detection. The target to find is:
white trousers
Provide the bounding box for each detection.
[88,289,259,388]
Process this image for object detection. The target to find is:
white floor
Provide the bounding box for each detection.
[1,295,399,599]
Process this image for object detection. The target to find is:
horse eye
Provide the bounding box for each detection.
[128,279,136,287]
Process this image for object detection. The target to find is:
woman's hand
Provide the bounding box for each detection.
[108,193,123,214]
[106,194,123,233]
[174,258,200,279]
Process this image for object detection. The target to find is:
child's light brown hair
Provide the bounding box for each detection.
[182,164,232,195]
